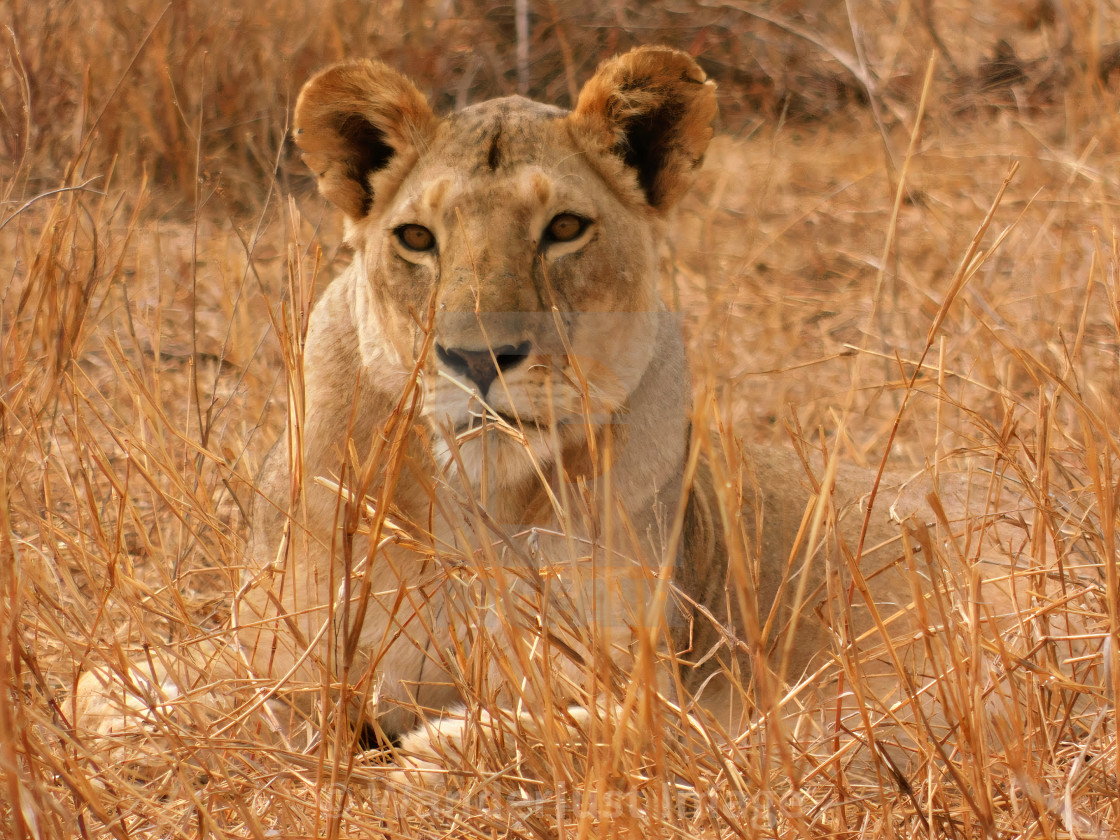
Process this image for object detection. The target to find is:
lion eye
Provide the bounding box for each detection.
[544,213,588,244]
[396,224,435,252]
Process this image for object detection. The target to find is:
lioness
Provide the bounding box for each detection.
[78,47,1053,776]
[238,45,734,742]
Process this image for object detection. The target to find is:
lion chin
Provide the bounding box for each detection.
[75,46,1085,788]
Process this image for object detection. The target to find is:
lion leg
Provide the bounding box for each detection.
[73,638,248,783]
[392,704,596,788]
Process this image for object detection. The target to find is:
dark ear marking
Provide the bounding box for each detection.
[612,94,689,207]
[336,114,394,216]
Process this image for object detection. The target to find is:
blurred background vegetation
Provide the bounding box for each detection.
[6,0,1118,215]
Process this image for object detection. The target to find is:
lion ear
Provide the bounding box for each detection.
[569,47,717,212]
[294,60,437,221]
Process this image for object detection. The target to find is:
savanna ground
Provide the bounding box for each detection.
[2,1,1119,837]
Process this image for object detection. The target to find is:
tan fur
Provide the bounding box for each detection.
[233,47,722,740]
[77,48,1063,775]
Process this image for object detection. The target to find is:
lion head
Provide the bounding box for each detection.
[293,47,717,503]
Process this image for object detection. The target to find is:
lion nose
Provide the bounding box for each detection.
[436,341,532,398]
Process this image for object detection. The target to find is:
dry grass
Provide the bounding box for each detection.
[3,1,1119,837]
